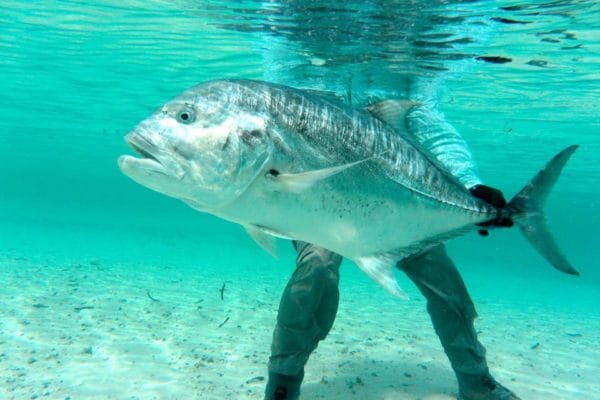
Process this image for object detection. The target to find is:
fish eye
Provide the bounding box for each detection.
[176,108,196,124]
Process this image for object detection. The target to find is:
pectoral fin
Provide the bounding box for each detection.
[354,254,409,299]
[267,158,370,193]
[245,224,278,258]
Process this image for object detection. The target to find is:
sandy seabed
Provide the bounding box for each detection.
[0,223,598,400]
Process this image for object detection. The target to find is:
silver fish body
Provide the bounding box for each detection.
[119,79,577,297]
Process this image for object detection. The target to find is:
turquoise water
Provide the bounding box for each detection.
[1,1,599,399]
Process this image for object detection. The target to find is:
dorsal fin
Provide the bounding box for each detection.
[302,89,347,105]
[365,99,420,132]
[366,99,472,196]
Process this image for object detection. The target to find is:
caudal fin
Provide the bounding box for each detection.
[507,145,579,275]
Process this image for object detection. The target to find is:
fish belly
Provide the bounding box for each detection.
[223,171,484,259]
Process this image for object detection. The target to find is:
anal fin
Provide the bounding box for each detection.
[354,253,408,299]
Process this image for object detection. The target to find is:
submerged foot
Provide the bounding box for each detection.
[458,374,521,400]
[264,370,304,400]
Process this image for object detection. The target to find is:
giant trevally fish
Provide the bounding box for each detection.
[118,79,578,298]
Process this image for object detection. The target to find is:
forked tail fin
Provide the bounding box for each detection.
[507,145,579,275]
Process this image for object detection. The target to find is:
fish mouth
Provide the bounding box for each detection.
[125,133,161,164]
[120,133,185,180]
[119,132,172,177]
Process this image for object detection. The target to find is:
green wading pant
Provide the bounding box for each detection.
[268,241,490,383]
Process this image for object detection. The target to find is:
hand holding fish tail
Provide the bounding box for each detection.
[469,184,507,208]
[470,184,513,235]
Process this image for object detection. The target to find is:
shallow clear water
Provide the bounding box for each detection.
[1,1,599,399]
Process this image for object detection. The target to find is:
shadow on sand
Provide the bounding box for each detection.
[299,357,457,400]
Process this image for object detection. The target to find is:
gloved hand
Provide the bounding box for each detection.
[468,184,509,236]
[469,184,507,208]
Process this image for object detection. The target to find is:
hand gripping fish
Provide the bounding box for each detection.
[119,79,578,298]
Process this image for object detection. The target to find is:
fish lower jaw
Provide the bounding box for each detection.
[118,155,169,176]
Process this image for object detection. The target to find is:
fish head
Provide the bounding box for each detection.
[118,82,272,211]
